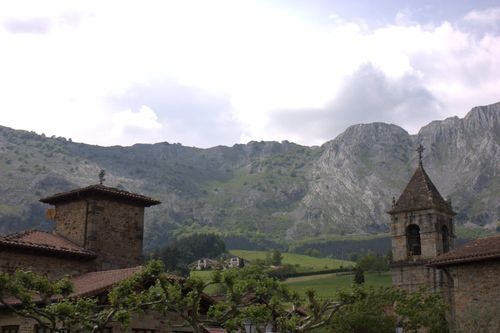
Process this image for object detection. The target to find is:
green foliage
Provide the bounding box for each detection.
[353,267,365,285]
[0,261,448,333]
[395,287,449,333]
[356,252,389,273]
[0,270,128,332]
[330,286,448,333]
[151,233,226,275]
[268,249,283,266]
[266,264,298,280]
[304,248,321,257]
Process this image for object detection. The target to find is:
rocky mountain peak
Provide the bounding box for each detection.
[0,102,498,246]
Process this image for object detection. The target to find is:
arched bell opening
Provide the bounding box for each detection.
[407,224,421,256]
[442,225,450,253]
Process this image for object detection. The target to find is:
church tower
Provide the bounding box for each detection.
[388,145,455,292]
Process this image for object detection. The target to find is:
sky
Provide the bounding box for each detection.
[0,0,499,148]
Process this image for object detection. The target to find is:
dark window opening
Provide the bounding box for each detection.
[442,225,450,253]
[132,330,155,333]
[2,326,19,333]
[407,224,421,256]
[34,325,71,333]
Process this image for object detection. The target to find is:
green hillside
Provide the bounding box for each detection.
[229,250,354,271]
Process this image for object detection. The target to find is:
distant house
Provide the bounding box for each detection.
[196,258,219,270]
[225,256,245,269]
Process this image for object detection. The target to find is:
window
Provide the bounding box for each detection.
[34,326,51,333]
[442,225,450,253]
[407,224,421,256]
[1,326,18,333]
[34,326,71,333]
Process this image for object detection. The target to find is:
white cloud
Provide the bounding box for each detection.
[109,106,163,145]
[464,7,500,24]
[0,1,499,147]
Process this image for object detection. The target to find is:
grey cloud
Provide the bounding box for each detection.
[107,79,242,148]
[269,64,442,142]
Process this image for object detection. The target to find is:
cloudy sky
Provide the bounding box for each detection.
[1,0,499,147]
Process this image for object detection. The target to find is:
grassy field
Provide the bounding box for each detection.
[190,270,214,280]
[284,271,391,298]
[229,250,354,272]
[191,269,392,298]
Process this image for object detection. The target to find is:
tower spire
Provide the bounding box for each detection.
[416,144,425,166]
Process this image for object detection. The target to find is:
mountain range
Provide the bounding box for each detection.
[0,102,498,250]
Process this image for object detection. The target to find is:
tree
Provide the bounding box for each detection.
[304,248,321,257]
[0,271,117,332]
[330,286,448,333]
[151,233,226,274]
[267,249,283,266]
[0,262,448,333]
[356,253,389,273]
[354,267,365,285]
[0,264,164,332]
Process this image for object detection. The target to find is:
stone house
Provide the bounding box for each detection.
[389,146,500,332]
[0,183,220,333]
[195,258,218,270]
[225,256,245,269]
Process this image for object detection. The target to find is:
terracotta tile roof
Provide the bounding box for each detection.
[202,327,228,333]
[428,235,500,267]
[71,267,184,297]
[3,267,186,305]
[70,266,143,297]
[388,164,454,214]
[0,230,96,259]
[40,184,161,207]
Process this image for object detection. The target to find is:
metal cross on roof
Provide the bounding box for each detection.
[98,169,106,185]
[416,144,425,165]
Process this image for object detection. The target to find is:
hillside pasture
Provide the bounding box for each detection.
[229,250,354,272]
[284,271,392,298]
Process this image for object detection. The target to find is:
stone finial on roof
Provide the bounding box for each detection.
[98,169,106,185]
[416,144,425,166]
[388,145,455,215]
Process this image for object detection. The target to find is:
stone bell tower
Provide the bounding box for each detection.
[388,145,455,292]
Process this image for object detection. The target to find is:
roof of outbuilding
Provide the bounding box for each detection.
[202,327,228,333]
[428,234,500,267]
[39,184,161,207]
[388,164,454,215]
[70,266,143,297]
[0,230,96,259]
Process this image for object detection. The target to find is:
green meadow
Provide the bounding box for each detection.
[190,251,389,298]
[228,250,354,272]
[284,271,392,298]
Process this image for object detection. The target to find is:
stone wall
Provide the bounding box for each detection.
[391,261,444,293]
[445,260,500,332]
[0,251,91,279]
[52,196,145,271]
[53,200,88,247]
[84,198,144,270]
